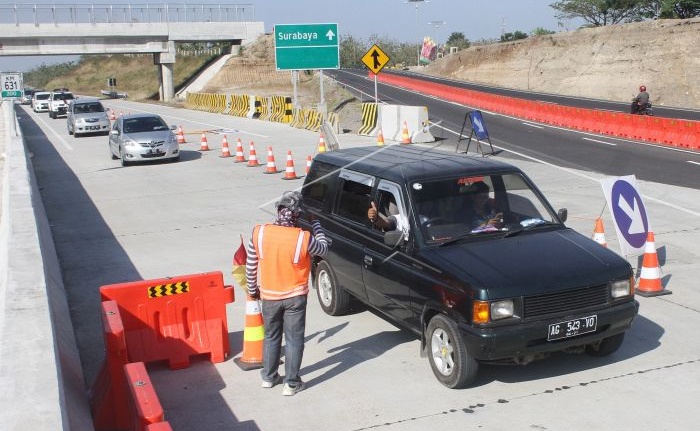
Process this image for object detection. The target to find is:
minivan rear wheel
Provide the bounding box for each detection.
[427,314,478,389]
[315,260,350,316]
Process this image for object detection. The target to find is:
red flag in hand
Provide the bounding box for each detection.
[231,235,248,293]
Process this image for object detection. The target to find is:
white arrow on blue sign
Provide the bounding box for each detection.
[600,175,651,256]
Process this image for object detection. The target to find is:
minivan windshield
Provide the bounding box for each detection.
[74,102,104,113]
[411,172,560,245]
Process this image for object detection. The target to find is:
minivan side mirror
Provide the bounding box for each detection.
[384,230,404,247]
[557,208,568,223]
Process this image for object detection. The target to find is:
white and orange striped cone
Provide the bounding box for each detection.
[263,146,280,174]
[176,126,186,144]
[233,138,246,163]
[282,150,300,180]
[592,217,607,247]
[377,128,385,146]
[247,141,261,167]
[317,133,327,153]
[219,135,231,158]
[306,155,312,174]
[199,133,210,151]
[109,109,116,121]
[401,121,411,144]
[233,295,265,371]
[636,231,671,297]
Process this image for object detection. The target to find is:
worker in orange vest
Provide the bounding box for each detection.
[245,191,329,396]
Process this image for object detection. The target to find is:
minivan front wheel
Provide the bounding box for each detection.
[585,332,625,357]
[427,314,478,389]
[314,260,350,316]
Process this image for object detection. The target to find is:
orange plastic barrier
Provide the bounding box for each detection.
[125,362,165,431]
[100,271,235,369]
[146,422,174,431]
[92,300,131,431]
[372,71,700,150]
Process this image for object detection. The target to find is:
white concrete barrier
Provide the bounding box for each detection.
[378,105,434,143]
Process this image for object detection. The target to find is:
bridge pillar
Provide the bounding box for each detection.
[154,41,176,102]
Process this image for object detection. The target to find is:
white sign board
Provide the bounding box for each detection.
[1,72,23,99]
[600,175,651,256]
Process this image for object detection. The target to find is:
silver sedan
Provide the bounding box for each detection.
[108,113,180,166]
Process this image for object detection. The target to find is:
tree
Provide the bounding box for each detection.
[500,31,529,42]
[339,34,365,68]
[532,27,556,35]
[445,32,470,50]
[550,0,649,26]
[644,0,700,18]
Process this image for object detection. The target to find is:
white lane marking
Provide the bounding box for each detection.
[522,122,543,129]
[105,103,269,138]
[583,137,617,146]
[688,160,700,166]
[31,110,74,151]
[429,122,700,218]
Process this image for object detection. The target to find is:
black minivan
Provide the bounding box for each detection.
[300,145,638,389]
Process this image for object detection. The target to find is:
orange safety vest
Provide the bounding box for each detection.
[252,224,312,300]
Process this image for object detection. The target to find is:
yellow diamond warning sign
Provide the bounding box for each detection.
[362,44,390,75]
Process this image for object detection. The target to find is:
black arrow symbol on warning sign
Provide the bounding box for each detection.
[371,49,381,69]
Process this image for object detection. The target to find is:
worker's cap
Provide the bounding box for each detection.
[276,191,303,213]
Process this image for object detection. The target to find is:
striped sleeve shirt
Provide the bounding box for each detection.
[246,220,328,297]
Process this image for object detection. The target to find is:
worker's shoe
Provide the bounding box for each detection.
[261,375,282,389]
[282,381,305,396]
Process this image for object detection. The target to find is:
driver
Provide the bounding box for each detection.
[468,181,503,230]
[367,192,404,232]
[631,85,650,114]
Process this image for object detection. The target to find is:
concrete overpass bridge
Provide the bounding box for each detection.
[0,3,265,100]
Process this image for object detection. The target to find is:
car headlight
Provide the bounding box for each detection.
[491,300,514,320]
[473,299,515,323]
[168,134,177,144]
[610,277,634,299]
[123,138,138,148]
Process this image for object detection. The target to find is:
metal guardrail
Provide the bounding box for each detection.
[0,3,254,25]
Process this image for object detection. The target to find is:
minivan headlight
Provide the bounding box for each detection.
[491,300,514,320]
[610,277,634,299]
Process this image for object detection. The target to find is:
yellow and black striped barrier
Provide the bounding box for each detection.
[358,102,378,135]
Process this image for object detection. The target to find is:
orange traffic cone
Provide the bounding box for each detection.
[592,218,607,247]
[377,128,385,146]
[317,133,327,153]
[247,141,261,167]
[263,146,280,174]
[219,135,231,158]
[401,121,411,144]
[282,150,300,180]
[233,295,265,371]
[109,109,116,121]
[233,138,246,163]
[176,126,186,144]
[306,155,312,174]
[199,133,210,151]
[636,231,671,297]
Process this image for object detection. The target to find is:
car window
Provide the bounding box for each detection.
[335,171,373,225]
[301,161,337,210]
[75,102,104,113]
[373,180,408,233]
[36,93,50,100]
[123,116,168,133]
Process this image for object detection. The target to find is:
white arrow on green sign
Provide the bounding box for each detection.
[274,23,339,70]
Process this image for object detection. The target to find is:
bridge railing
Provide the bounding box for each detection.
[0,3,254,25]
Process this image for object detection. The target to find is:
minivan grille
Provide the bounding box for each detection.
[523,284,609,319]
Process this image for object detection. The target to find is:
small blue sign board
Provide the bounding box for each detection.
[601,176,651,256]
[469,110,489,140]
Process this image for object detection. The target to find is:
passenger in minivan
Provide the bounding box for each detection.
[467,181,503,230]
[367,192,403,232]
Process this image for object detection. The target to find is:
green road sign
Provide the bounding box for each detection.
[1,72,23,99]
[274,23,339,70]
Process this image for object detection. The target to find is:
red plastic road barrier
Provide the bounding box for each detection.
[100,271,235,369]
[92,300,131,431]
[125,362,164,431]
[372,71,700,150]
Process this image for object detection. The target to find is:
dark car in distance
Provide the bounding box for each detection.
[300,145,639,389]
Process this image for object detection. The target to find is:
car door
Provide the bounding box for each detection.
[361,180,418,329]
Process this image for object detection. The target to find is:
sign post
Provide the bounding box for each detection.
[1,72,24,100]
[274,23,339,110]
[600,175,651,257]
[361,44,390,105]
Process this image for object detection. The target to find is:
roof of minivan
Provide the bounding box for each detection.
[314,145,519,184]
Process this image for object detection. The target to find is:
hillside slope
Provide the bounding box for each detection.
[422,18,700,109]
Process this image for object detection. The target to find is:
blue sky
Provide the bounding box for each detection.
[1,0,582,73]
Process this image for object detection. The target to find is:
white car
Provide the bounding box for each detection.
[32,91,51,112]
[109,114,180,166]
[48,91,75,119]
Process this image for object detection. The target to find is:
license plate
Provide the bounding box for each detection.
[547,315,597,341]
[87,126,100,130]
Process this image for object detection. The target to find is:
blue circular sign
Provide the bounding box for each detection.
[611,180,649,249]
